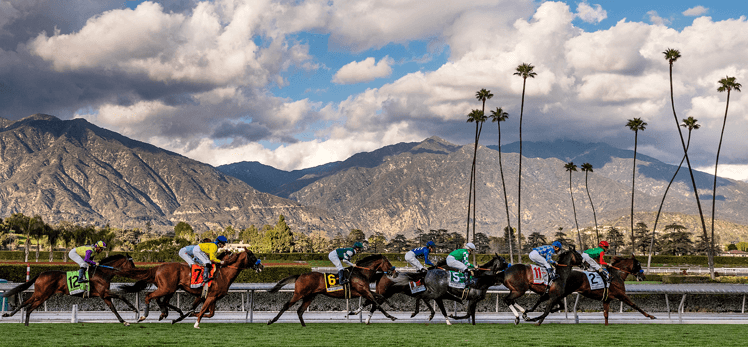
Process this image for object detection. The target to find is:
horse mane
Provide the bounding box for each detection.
[356,254,384,267]
[100,254,128,264]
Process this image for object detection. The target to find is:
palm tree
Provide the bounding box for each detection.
[580,163,599,244]
[490,107,514,263]
[647,116,699,271]
[663,48,712,278]
[514,63,536,260]
[466,108,487,244]
[712,76,742,266]
[626,117,647,251]
[44,224,62,262]
[564,162,583,249]
[472,89,493,243]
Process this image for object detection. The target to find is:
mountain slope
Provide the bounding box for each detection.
[0,114,350,234]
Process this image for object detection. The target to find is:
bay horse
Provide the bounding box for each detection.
[385,254,508,325]
[120,248,263,328]
[525,254,656,325]
[498,248,583,325]
[1,254,139,326]
[266,254,396,327]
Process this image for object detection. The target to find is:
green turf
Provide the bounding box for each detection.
[0,323,742,347]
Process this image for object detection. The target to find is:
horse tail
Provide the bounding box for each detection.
[119,280,152,293]
[267,275,299,293]
[2,274,39,297]
[387,272,412,285]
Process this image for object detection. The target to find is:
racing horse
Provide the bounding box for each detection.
[266,254,396,327]
[386,254,508,325]
[525,254,656,325]
[498,248,583,325]
[120,248,263,328]
[2,254,139,326]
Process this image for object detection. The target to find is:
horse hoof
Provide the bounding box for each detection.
[193,322,200,329]
[445,319,452,326]
[123,322,130,327]
[410,313,417,318]
[267,320,273,325]
[514,317,519,325]
[534,322,542,326]
[137,316,146,322]
[650,316,657,320]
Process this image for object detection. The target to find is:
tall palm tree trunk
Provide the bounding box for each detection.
[569,170,582,249]
[517,77,526,257]
[584,171,598,245]
[711,88,731,270]
[631,131,638,252]
[497,123,514,263]
[667,64,713,278]
[648,130,693,271]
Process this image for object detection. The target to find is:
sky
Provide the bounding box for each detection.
[2,1,748,181]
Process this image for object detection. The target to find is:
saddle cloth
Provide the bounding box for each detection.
[190,264,217,289]
[66,270,89,295]
[324,272,345,292]
[530,264,549,285]
[583,271,608,291]
[448,271,467,289]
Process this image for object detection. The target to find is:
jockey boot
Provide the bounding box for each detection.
[203,265,212,282]
[78,268,88,283]
[547,268,559,281]
[598,269,610,282]
[338,269,348,285]
[418,267,427,273]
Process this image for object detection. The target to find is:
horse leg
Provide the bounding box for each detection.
[172,296,204,324]
[193,296,217,329]
[434,299,451,325]
[364,291,396,321]
[529,294,562,326]
[603,301,610,326]
[296,295,316,327]
[410,298,421,318]
[503,291,527,325]
[422,299,436,321]
[2,294,32,318]
[616,294,656,320]
[267,292,303,326]
[138,287,172,322]
[449,299,471,320]
[101,296,129,326]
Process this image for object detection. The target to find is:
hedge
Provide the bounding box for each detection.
[0,264,311,283]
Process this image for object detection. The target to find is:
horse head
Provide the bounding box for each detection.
[558,248,583,267]
[611,255,645,281]
[223,248,263,272]
[484,253,508,273]
[357,254,396,276]
[99,254,136,271]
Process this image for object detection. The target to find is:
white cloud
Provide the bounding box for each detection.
[695,164,748,182]
[332,57,394,84]
[647,10,670,26]
[683,6,709,17]
[576,2,607,24]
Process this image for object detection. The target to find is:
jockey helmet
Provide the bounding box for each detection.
[426,240,436,248]
[95,240,106,248]
[465,242,476,250]
[599,240,610,248]
[353,242,364,249]
[552,241,563,249]
[215,235,228,244]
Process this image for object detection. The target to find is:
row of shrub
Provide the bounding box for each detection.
[0,263,311,283]
[3,251,748,266]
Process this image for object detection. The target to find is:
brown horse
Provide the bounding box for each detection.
[266,254,396,327]
[1,254,139,326]
[525,254,656,325]
[120,248,263,328]
[498,248,583,325]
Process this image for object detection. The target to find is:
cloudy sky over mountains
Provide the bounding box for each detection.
[1,0,747,180]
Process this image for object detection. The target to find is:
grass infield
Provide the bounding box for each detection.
[0,323,740,347]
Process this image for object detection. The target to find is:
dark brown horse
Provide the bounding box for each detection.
[267,254,396,327]
[120,248,263,328]
[525,254,656,325]
[498,248,583,325]
[1,254,139,326]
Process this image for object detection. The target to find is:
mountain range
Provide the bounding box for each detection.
[2,114,747,242]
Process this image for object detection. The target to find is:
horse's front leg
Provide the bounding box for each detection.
[435,298,451,325]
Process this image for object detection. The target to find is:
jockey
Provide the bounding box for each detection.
[328,242,363,285]
[529,241,562,281]
[405,241,435,272]
[447,243,477,285]
[583,241,610,281]
[69,241,106,283]
[195,236,228,282]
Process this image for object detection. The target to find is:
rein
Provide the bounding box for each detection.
[608,264,632,275]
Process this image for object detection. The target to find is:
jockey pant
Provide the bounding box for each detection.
[178,247,197,266]
[192,247,211,265]
[581,253,602,271]
[69,249,89,269]
[328,251,345,271]
[529,250,553,270]
[446,255,468,272]
[404,251,424,270]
